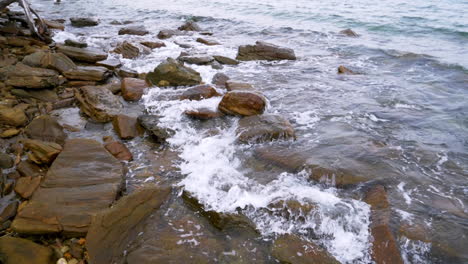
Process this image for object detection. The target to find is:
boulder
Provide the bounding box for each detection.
[0,201,18,224]
[196,37,220,46]
[339,28,358,37]
[86,186,171,264]
[64,39,88,48]
[211,72,230,88]
[337,65,356,74]
[112,114,143,139]
[226,81,254,91]
[157,29,183,39]
[118,26,149,36]
[213,55,239,65]
[64,66,110,81]
[74,86,123,123]
[218,91,266,116]
[101,77,122,94]
[146,58,202,87]
[118,67,139,78]
[179,85,220,101]
[0,236,54,264]
[11,138,124,235]
[137,115,175,142]
[178,21,202,31]
[22,51,77,73]
[121,78,147,101]
[16,160,45,178]
[236,115,295,143]
[272,234,340,264]
[70,17,99,27]
[56,44,108,63]
[236,41,296,61]
[0,107,28,127]
[14,175,42,199]
[44,19,65,30]
[96,58,122,70]
[104,139,133,161]
[184,108,223,120]
[11,88,58,102]
[179,55,214,65]
[113,41,140,59]
[140,41,166,49]
[4,63,60,89]
[22,139,62,165]
[0,153,14,169]
[24,115,67,145]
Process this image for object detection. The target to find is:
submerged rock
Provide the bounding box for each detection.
[113,41,140,59]
[121,77,147,101]
[140,41,166,49]
[226,81,255,91]
[196,37,220,46]
[75,86,123,123]
[138,115,175,142]
[337,65,356,74]
[118,25,149,36]
[236,41,296,61]
[179,84,221,101]
[24,115,67,145]
[56,44,108,63]
[218,91,266,116]
[157,29,184,39]
[146,58,202,87]
[178,21,202,31]
[211,72,230,88]
[63,66,110,81]
[236,114,295,143]
[70,17,99,27]
[339,28,359,37]
[0,236,54,264]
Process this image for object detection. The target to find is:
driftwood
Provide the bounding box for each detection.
[1,0,50,41]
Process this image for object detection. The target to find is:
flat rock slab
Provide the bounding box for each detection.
[56,44,108,63]
[0,236,54,264]
[237,41,296,61]
[11,138,124,236]
[236,114,295,143]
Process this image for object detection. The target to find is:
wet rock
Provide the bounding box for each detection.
[226,81,254,91]
[0,201,18,223]
[0,128,20,138]
[4,63,60,89]
[121,77,147,101]
[174,41,192,49]
[178,21,202,31]
[0,153,14,169]
[267,199,316,221]
[86,186,171,264]
[184,108,223,120]
[179,84,220,101]
[272,234,340,264]
[103,138,133,161]
[11,138,124,235]
[118,25,149,36]
[236,114,295,143]
[52,98,76,110]
[24,115,67,145]
[118,67,138,78]
[22,51,77,74]
[67,81,97,87]
[196,37,220,46]
[101,77,122,94]
[210,61,223,70]
[146,58,202,87]
[14,175,42,199]
[0,236,54,264]
[56,44,108,63]
[339,28,358,37]
[16,160,44,178]
[64,39,88,48]
[138,115,175,142]
[179,55,214,65]
[140,41,166,49]
[0,107,28,126]
[63,66,110,81]
[213,55,239,65]
[11,88,58,102]
[74,86,123,123]
[218,91,266,116]
[212,72,230,88]
[112,114,143,139]
[70,17,99,27]
[363,185,403,264]
[44,19,65,30]
[337,65,356,74]
[96,58,122,70]
[157,29,183,39]
[22,139,62,165]
[113,41,140,59]
[236,41,296,61]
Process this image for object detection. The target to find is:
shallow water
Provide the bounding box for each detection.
[26,0,468,262]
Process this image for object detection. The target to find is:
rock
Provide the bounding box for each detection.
[103,138,133,161]
[179,84,220,101]
[210,61,223,70]
[118,25,149,36]
[236,41,296,61]
[236,115,295,143]
[0,107,28,127]
[146,58,202,87]
[41,52,77,73]
[118,67,138,78]
[86,186,171,264]
[364,185,403,264]
[24,115,67,145]
[101,77,122,94]
[63,66,110,81]
[56,44,108,63]
[4,63,60,89]
[213,55,239,65]
[96,58,122,70]
[11,138,124,235]
[157,29,183,39]
[178,21,202,31]
[184,108,223,120]
[0,201,18,223]
[67,81,97,87]
[339,28,358,37]
[196,37,220,46]
[16,160,44,178]
[0,153,14,169]
[211,73,230,88]
[70,17,99,27]
[0,128,21,138]
[14,175,42,199]
[57,258,67,264]
[22,139,62,165]
[337,65,356,74]
[137,115,175,142]
[64,39,88,48]
[112,114,143,139]
[52,98,76,110]
[218,91,266,116]
[121,78,147,101]
[44,19,65,30]
[0,236,54,264]
[226,81,254,91]
[272,234,340,264]
[179,55,214,65]
[113,41,140,59]
[140,41,166,49]
[11,88,58,102]
[74,86,123,123]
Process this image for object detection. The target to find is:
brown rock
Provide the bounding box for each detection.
[63,66,110,81]
[178,21,202,31]
[180,84,220,101]
[104,140,133,161]
[145,58,202,87]
[64,39,87,48]
[96,58,122,70]
[0,128,21,138]
[237,41,296,61]
[118,67,139,78]
[339,28,359,37]
[24,115,67,145]
[218,91,266,116]
[16,160,44,178]
[0,236,54,264]
[226,81,254,91]
[112,115,143,139]
[0,201,18,223]
[184,108,223,120]
[22,51,77,73]
[236,114,295,143]
[67,81,97,87]
[44,19,65,30]
[22,139,62,165]
[101,77,122,94]
[118,26,149,36]
[338,65,356,74]
[0,153,14,169]
[213,55,239,65]
[113,41,140,59]
[211,72,230,88]
[140,41,166,49]
[74,86,123,123]
[121,78,147,101]
[157,29,184,39]
[4,63,60,89]
[0,108,28,127]
[196,37,220,46]
[14,176,42,199]
[56,44,108,63]
[70,17,99,27]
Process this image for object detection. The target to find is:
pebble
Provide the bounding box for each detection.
[57,258,68,264]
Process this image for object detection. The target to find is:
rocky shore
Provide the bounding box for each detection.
[0,5,451,264]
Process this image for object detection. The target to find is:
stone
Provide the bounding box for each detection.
[67,81,97,87]
[174,41,192,49]
[179,84,220,101]
[56,44,108,63]
[218,91,266,116]
[272,234,340,264]
[74,86,123,123]
[0,236,54,264]
[112,114,143,139]
[104,140,133,161]
[146,58,202,87]
[118,26,149,36]
[0,201,18,223]
[118,67,138,78]
[52,98,76,110]
[14,175,42,199]
[138,115,175,142]
[41,52,77,73]
[226,81,254,91]
[101,77,122,94]
[0,153,14,169]
[16,160,44,178]
[0,107,28,126]
[113,41,140,59]
[179,55,214,65]
[184,108,223,120]
[70,17,99,27]
[64,39,88,48]
[11,138,124,235]
[213,55,239,65]
[22,139,62,164]
[4,63,60,89]
[178,21,202,31]
[86,186,171,264]
[339,28,358,37]
[236,41,296,61]
[338,65,356,74]
[210,61,223,70]
[196,37,220,46]
[0,129,20,138]
[11,88,58,102]
[157,29,183,39]
[44,19,65,30]
[211,73,230,88]
[140,41,166,49]
[121,78,147,101]
[96,58,122,70]
[64,66,110,81]
[236,114,295,143]
[24,115,67,145]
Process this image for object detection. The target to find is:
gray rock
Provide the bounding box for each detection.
[179,55,214,65]
[236,41,296,61]
[118,26,149,36]
[74,86,123,123]
[236,114,296,143]
[70,17,99,27]
[56,44,108,63]
[138,115,175,142]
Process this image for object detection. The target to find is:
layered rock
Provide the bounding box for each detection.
[236,114,295,143]
[22,139,62,165]
[112,114,143,139]
[157,29,184,39]
[56,44,108,63]
[70,17,99,27]
[104,138,133,161]
[4,63,60,89]
[0,236,54,264]
[121,78,147,101]
[63,66,110,81]
[179,55,214,65]
[64,39,87,48]
[118,26,149,36]
[184,108,223,120]
[22,51,77,73]
[14,175,42,199]
[218,91,266,116]
[196,37,220,46]
[96,58,122,70]
[179,85,220,101]
[213,55,239,65]
[236,41,296,61]
[24,115,67,145]
[140,41,166,49]
[178,21,202,31]
[146,58,202,87]
[74,86,123,123]
[113,41,140,59]
[138,115,175,142]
